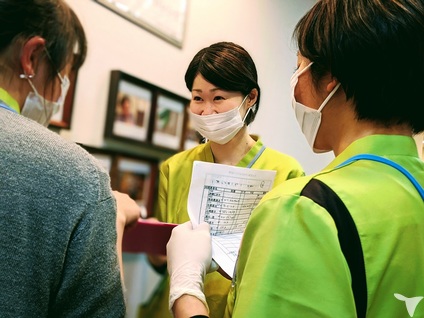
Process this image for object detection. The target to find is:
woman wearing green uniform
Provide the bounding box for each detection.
[166,0,424,317]
[140,42,304,318]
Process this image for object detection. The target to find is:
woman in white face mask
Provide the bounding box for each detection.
[0,1,140,316]
[141,41,305,318]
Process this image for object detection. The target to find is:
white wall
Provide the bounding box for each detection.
[65,0,330,175]
[64,1,326,317]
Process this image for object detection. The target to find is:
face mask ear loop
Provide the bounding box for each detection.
[20,73,50,119]
[242,106,252,125]
[316,83,341,112]
[239,95,251,124]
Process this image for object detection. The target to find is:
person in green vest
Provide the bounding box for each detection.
[140,41,304,318]
[166,0,424,317]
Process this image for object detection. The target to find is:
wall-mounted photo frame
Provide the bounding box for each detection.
[94,0,189,48]
[49,68,78,129]
[151,91,188,150]
[110,156,158,215]
[104,70,155,144]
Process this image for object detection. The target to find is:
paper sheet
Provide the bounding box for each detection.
[188,161,276,278]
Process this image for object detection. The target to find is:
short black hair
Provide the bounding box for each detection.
[294,0,424,133]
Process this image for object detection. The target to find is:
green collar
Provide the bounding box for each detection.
[0,88,20,114]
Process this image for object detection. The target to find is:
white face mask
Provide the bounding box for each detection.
[21,73,70,127]
[190,95,250,145]
[290,62,340,153]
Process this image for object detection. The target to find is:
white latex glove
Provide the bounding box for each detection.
[167,221,212,312]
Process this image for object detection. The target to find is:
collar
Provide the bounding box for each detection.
[203,135,263,167]
[0,88,20,114]
[324,134,419,171]
[237,135,264,167]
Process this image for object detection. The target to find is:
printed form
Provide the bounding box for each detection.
[188,161,276,278]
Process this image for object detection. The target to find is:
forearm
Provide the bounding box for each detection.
[172,295,209,318]
[113,191,141,286]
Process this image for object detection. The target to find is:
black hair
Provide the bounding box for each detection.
[185,42,260,125]
[0,0,87,79]
[294,0,424,133]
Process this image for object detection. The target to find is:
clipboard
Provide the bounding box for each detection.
[122,219,177,255]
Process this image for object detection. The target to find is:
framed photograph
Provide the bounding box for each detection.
[95,0,189,48]
[49,68,78,129]
[151,91,188,150]
[110,156,158,215]
[104,70,154,144]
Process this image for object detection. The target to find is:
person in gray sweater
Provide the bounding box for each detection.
[0,0,140,316]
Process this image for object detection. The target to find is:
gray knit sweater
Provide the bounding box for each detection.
[0,107,125,317]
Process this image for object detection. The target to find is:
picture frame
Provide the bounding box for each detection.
[151,90,188,151]
[94,0,189,48]
[49,68,78,129]
[104,70,155,144]
[110,155,158,215]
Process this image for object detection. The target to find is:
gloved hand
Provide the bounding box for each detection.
[167,221,212,312]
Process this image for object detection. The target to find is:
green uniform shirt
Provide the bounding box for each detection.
[147,137,304,318]
[227,135,424,317]
[0,88,21,113]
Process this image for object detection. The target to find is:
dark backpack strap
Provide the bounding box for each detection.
[301,178,367,318]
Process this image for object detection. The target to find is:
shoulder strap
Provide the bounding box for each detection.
[300,154,422,317]
[301,178,367,318]
[337,154,424,200]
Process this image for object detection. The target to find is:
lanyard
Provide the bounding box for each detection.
[246,145,266,168]
[337,154,424,200]
[231,145,266,291]
[0,101,18,113]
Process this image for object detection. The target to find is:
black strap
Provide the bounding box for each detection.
[301,178,367,318]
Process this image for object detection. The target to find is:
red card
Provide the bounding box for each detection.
[122,219,177,255]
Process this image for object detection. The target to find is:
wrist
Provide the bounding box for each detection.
[170,293,209,316]
[169,267,208,313]
[172,294,209,317]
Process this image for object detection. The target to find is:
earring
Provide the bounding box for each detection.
[19,74,34,79]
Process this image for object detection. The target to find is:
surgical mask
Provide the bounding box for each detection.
[290,62,340,153]
[190,95,250,144]
[21,73,70,127]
